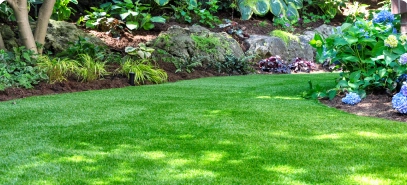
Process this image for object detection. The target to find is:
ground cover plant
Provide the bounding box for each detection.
[1,74,407,184]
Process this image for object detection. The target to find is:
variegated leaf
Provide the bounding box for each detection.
[154,0,170,6]
[239,1,253,20]
[269,0,286,17]
[253,0,270,16]
[286,0,302,9]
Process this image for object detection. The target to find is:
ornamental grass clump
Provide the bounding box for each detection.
[342,92,362,105]
[392,84,407,113]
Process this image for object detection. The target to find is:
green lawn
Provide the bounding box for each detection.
[1,73,407,185]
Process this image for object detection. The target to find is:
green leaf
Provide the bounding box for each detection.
[150,16,166,23]
[334,37,348,46]
[384,50,399,66]
[328,89,337,100]
[378,68,387,78]
[349,71,361,83]
[344,35,358,45]
[286,2,299,21]
[337,80,348,88]
[154,0,170,6]
[286,0,302,9]
[120,12,130,20]
[188,0,198,7]
[239,1,253,20]
[252,0,269,16]
[269,0,286,17]
[126,21,139,30]
[342,56,359,63]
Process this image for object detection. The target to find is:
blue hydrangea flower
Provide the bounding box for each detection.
[399,53,407,65]
[373,10,395,23]
[342,92,362,105]
[401,84,407,96]
[392,92,407,114]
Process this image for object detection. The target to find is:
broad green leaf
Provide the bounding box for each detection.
[393,44,406,55]
[252,0,269,16]
[344,35,358,45]
[384,50,399,65]
[286,0,302,9]
[340,23,352,31]
[126,21,139,30]
[349,71,361,82]
[328,89,337,100]
[125,46,137,53]
[342,56,359,63]
[286,2,299,21]
[337,80,348,88]
[154,0,170,6]
[378,68,387,78]
[269,0,286,17]
[70,0,78,4]
[150,16,166,23]
[348,82,359,89]
[120,12,130,20]
[188,0,198,7]
[359,38,376,43]
[334,37,348,46]
[239,1,253,20]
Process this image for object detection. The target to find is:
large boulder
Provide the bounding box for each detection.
[148,25,244,68]
[245,24,335,62]
[44,20,106,53]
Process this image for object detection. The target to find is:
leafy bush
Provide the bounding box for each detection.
[79,0,166,31]
[304,0,348,19]
[211,54,255,75]
[0,47,47,90]
[310,11,406,97]
[171,0,221,28]
[52,0,78,21]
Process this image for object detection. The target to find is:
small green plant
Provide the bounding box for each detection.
[302,80,337,100]
[37,55,79,84]
[125,43,155,59]
[52,0,78,21]
[171,0,221,28]
[172,56,205,73]
[118,59,167,84]
[210,54,255,75]
[76,54,109,82]
[57,37,108,61]
[111,0,166,30]
[257,20,268,27]
[301,12,331,24]
[0,47,47,90]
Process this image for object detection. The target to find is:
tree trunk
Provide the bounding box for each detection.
[34,0,56,54]
[0,33,5,50]
[6,0,38,53]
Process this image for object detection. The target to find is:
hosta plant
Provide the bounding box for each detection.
[310,14,407,98]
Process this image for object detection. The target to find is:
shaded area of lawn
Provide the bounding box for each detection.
[1,73,407,184]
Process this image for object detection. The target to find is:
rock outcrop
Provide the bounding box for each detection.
[245,24,335,62]
[149,25,244,68]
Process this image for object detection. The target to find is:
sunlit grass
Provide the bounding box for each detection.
[1,73,407,184]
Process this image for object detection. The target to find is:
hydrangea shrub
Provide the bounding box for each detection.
[309,10,407,98]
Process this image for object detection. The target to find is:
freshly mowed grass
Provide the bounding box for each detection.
[1,73,407,184]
